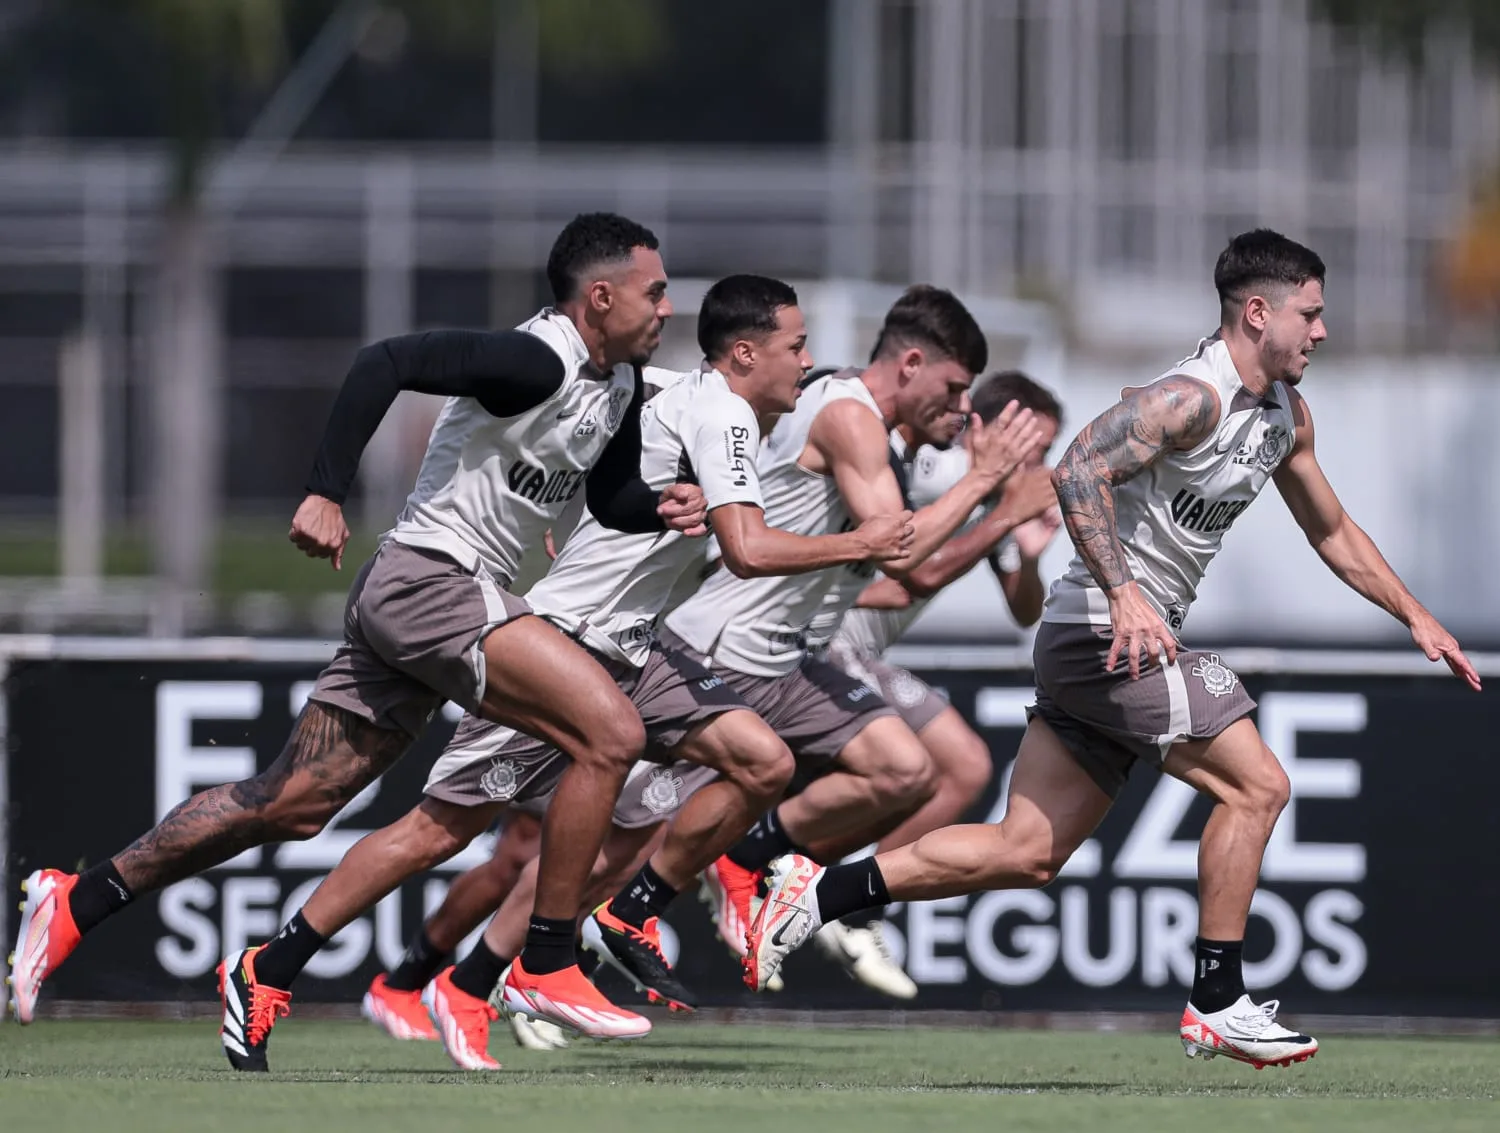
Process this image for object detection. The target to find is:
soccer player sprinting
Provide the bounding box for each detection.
[218,274,914,1070]
[737,371,1065,999]
[8,214,708,1066]
[598,287,1046,995]
[744,229,1482,1070]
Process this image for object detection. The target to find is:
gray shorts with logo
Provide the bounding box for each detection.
[422,638,745,810]
[512,758,720,829]
[824,637,949,734]
[308,541,531,738]
[659,630,899,769]
[1030,620,1257,799]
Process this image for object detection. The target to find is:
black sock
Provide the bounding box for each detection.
[449,939,512,1001]
[518,915,577,975]
[251,911,328,991]
[67,862,134,934]
[724,807,800,873]
[1191,937,1246,1013]
[607,862,679,928]
[813,858,890,924]
[385,927,449,992]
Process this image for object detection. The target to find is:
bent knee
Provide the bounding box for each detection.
[254,781,345,841]
[870,746,937,805]
[1225,752,1292,822]
[575,712,647,769]
[729,734,795,802]
[939,737,994,804]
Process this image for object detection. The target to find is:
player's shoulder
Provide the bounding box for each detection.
[513,308,584,370]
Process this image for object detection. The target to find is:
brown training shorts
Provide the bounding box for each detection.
[308,540,531,738]
[1030,620,1257,798]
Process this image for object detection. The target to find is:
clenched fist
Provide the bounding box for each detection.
[855,510,917,562]
[289,494,351,570]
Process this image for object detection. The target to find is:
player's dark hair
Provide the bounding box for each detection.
[697,274,800,360]
[546,212,660,303]
[971,370,1064,426]
[1214,229,1325,314]
[870,285,988,375]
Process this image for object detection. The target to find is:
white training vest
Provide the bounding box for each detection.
[665,371,886,677]
[389,309,637,588]
[1043,333,1296,632]
[525,365,765,666]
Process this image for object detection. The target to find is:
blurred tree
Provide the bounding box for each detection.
[0,0,666,624]
[1312,1,1500,315]
[1311,1,1500,63]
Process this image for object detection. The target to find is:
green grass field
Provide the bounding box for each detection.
[1,1020,1495,1133]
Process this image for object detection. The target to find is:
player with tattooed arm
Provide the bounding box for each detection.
[744,229,1480,1069]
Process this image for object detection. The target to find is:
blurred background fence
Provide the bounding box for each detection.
[0,0,1497,643]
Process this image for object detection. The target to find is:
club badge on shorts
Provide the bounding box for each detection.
[1190,653,1239,698]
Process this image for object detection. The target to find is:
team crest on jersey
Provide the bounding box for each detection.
[605,386,631,432]
[1189,654,1238,698]
[479,758,521,801]
[1232,423,1290,472]
[640,768,685,815]
[1253,424,1291,472]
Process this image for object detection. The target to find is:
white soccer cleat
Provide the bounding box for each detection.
[507,1012,572,1050]
[1180,995,1319,1069]
[743,854,824,992]
[815,919,917,1001]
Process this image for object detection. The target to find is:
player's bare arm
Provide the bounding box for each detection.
[807,399,1042,579]
[711,501,914,578]
[1273,389,1480,690]
[1052,376,1219,676]
[854,576,916,610]
[989,517,1060,629]
[898,464,1056,599]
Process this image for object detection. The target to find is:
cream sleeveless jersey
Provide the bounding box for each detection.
[665,371,886,677]
[1042,333,1296,632]
[524,364,765,667]
[389,308,637,587]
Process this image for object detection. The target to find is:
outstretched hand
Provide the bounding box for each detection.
[1410,613,1482,691]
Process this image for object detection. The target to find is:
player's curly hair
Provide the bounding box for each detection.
[546,212,660,303]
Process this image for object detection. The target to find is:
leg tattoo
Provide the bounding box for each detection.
[113,702,409,893]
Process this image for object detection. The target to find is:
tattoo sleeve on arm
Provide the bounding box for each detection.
[1051,377,1218,591]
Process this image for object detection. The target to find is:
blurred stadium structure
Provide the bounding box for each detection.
[0,0,1497,642]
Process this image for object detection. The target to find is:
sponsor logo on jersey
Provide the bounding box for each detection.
[1169,489,1249,534]
[724,425,752,489]
[507,460,587,506]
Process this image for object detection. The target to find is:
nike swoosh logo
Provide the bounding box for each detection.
[556,408,580,419]
[769,911,804,948]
